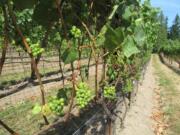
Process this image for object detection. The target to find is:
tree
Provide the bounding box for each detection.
[169,14,180,40]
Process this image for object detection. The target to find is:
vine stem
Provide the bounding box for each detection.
[54,0,67,88]
[87,49,92,80]
[58,39,65,88]
[7,3,49,125]
[0,120,19,135]
[0,8,19,131]
[64,62,76,122]
[0,6,9,75]
[76,17,99,99]
[100,48,107,83]
[55,0,76,121]
[95,57,99,98]
[31,24,52,79]
[78,38,85,81]
[55,0,68,40]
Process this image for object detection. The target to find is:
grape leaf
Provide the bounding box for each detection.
[96,25,108,47]
[62,47,78,64]
[123,35,140,58]
[122,6,132,21]
[134,25,146,46]
[104,25,124,51]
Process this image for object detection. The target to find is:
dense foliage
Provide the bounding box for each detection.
[0,0,160,134]
[161,40,180,63]
[156,12,180,64]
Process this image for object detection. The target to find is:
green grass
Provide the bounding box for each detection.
[0,71,98,135]
[0,88,61,135]
[152,55,180,135]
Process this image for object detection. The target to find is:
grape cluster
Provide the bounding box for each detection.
[103,86,116,100]
[30,43,44,57]
[75,82,93,108]
[70,26,82,38]
[48,97,65,115]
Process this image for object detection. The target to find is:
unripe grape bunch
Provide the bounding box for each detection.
[30,43,44,57]
[103,86,116,100]
[32,97,65,116]
[48,97,65,116]
[75,82,93,109]
[70,26,82,38]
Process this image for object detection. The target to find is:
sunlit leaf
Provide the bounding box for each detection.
[62,47,78,64]
[122,6,132,21]
[123,35,140,58]
[104,25,124,51]
[134,26,146,46]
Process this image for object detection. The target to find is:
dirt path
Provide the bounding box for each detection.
[115,57,156,135]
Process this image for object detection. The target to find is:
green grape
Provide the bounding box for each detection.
[30,42,44,57]
[75,82,93,109]
[70,26,82,38]
[103,86,116,100]
[48,97,65,115]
